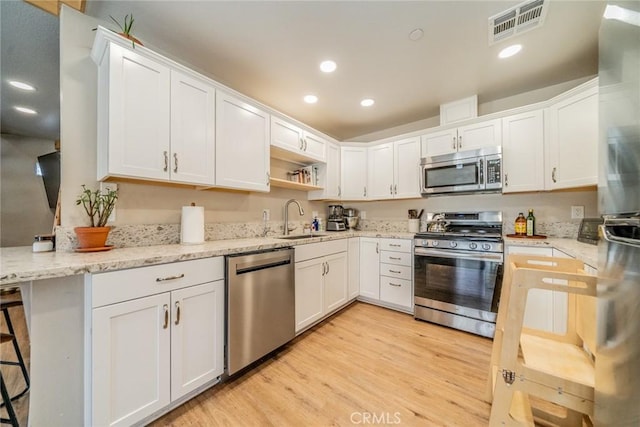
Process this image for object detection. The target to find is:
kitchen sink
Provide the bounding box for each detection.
[276,234,328,240]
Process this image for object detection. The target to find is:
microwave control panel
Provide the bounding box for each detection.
[486,159,501,184]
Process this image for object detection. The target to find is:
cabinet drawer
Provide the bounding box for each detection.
[379,238,411,253]
[380,250,411,266]
[91,257,224,308]
[380,276,412,308]
[380,263,412,281]
[295,239,348,263]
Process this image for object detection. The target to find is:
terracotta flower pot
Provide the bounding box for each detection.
[74,226,111,249]
[118,32,143,46]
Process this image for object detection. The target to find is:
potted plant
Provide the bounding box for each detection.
[110,14,143,47]
[74,184,118,250]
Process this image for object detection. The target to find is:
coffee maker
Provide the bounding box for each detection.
[326,204,346,231]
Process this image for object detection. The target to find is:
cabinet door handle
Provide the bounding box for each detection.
[505,173,509,187]
[394,184,397,195]
[174,301,181,325]
[156,273,185,282]
[389,243,401,247]
[162,304,169,329]
[299,138,304,150]
[326,261,330,275]
[452,137,456,150]
[458,135,462,149]
[389,269,402,274]
[338,185,341,197]
[321,262,326,276]
[552,167,557,183]
[173,153,178,173]
[363,187,367,197]
[376,243,379,254]
[389,256,401,260]
[303,139,308,151]
[163,151,168,172]
[390,184,393,195]
[267,172,271,186]
[389,282,402,287]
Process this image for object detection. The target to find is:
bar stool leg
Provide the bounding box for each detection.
[0,308,29,400]
[0,372,19,427]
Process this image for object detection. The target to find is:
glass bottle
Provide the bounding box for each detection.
[515,212,527,235]
[526,209,535,237]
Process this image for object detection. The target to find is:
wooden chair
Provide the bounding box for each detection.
[487,254,597,426]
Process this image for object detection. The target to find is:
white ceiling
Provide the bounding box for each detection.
[1,0,606,142]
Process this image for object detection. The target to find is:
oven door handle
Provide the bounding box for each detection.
[414,247,503,262]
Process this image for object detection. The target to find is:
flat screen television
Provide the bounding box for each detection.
[37,151,60,209]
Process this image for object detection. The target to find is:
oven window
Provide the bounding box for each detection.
[426,162,478,188]
[415,255,502,313]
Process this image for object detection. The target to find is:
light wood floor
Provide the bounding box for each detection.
[0,293,30,427]
[152,302,493,426]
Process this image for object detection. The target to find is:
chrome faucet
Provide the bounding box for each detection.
[284,199,304,235]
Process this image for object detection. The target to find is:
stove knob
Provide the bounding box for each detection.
[432,240,439,247]
[450,241,457,248]
[482,243,491,251]
[469,242,478,250]
[421,240,428,246]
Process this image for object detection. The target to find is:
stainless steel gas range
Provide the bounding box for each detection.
[413,211,503,338]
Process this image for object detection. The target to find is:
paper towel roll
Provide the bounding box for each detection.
[181,205,204,245]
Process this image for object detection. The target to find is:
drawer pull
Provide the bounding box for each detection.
[389,244,401,247]
[174,301,181,325]
[156,274,185,282]
[389,256,401,260]
[389,269,402,274]
[389,282,402,287]
[162,304,169,329]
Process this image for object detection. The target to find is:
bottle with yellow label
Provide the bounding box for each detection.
[515,212,527,235]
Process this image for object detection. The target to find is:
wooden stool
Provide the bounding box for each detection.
[0,333,19,427]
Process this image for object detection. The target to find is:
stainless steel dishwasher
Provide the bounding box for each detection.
[226,248,295,375]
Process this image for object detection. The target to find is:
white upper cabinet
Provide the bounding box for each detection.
[393,136,421,198]
[270,116,326,163]
[367,143,395,199]
[546,82,598,190]
[93,33,216,186]
[366,137,420,200]
[97,43,172,182]
[170,71,216,185]
[309,142,341,200]
[502,110,545,193]
[421,119,502,157]
[341,146,368,200]
[215,91,270,192]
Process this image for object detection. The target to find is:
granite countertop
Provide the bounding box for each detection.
[504,237,598,268]
[0,231,415,286]
[1,231,597,286]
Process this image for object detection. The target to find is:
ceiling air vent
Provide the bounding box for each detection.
[489,0,548,45]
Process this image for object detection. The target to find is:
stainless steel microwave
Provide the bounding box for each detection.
[420,146,502,196]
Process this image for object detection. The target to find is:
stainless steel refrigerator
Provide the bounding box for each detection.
[596,2,640,425]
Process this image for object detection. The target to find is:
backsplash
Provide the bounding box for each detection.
[56,218,580,251]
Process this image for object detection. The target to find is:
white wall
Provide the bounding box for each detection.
[1,134,56,246]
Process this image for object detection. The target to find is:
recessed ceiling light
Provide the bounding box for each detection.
[498,44,522,59]
[360,99,375,107]
[14,106,37,115]
[8,80,36,91]
[304,95,318,104]
[603,5,640,26]
[319,60,337,73]
[409,28,424,41]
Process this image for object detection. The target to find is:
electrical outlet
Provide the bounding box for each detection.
[571,205,585,219]
[100,182,118,222]
[262,209,270,221]
[360,211,367,220]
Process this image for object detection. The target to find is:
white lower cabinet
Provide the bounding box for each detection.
[294,240,348,333]
[359,238,413,312]
[348,238,360,300]
[89,258,224,427]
